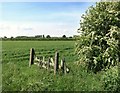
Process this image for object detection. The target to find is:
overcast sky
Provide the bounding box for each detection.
[0,2,96,38]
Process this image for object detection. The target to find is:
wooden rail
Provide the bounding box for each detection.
[29,48,69,75]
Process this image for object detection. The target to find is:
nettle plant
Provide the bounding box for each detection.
[75,2,120,73]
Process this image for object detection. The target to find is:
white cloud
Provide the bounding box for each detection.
[0,21,80,38]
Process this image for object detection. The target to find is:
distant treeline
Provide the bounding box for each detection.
[2,35,79,41]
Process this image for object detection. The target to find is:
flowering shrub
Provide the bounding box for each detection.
[76,2,120,73]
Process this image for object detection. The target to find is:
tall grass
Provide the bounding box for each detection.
[2,41,103,91]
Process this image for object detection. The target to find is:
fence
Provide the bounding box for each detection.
[29,48,69,75]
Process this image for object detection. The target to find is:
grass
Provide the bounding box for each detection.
[2,41,104,91]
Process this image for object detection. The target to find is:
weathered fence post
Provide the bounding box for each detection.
[29,48,35,67]
[54,51,59,75]
[61,58,65,74]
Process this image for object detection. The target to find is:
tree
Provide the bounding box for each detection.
[69,36,72,39]
[62,35,66,38]
[76,2,120,73]
[35,35,42,38]
[46,35,51,38]
[4,36,7,38]
[10,36,14,39]
[42,35,45,38]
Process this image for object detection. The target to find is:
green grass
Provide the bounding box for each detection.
[2,41,104,91]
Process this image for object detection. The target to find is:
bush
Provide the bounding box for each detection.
[76,2,120,73]
[101,66,120,91]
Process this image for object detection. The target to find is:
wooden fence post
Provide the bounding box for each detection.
[29,48,35,67]
[54,52,59,75]
[61,58,65,74]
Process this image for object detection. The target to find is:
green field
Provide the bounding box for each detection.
[2,41,103,91]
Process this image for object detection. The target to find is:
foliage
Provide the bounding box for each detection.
[62,35,66,38]
[101,66,120,91]
[76,2,120,73]
[46,35,51,38]
[2,36,75,41]
[4,36,7,38]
